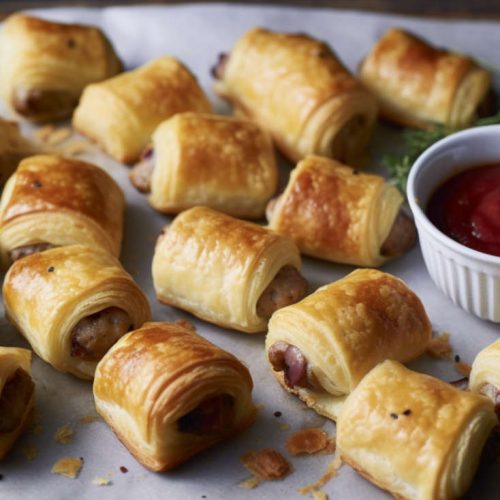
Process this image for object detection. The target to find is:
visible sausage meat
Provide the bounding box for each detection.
[256,266,308,320]
[13,87,78,121]
[268,342,316,389]
[210,52,229,80]
[129,147,154,193]
[9,242,56,262]
[381,211,417,257]
[480,383,500,420]
[0,368,34,434]
[177,394,235,435]
[70,307,133,361]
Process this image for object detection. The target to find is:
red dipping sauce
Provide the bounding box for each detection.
[427,164,500,257]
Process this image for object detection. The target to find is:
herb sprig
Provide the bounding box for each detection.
[383,112,500,193]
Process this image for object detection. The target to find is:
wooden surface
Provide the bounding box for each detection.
[0,0,499,19]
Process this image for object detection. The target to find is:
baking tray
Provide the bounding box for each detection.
[0,4,499,499]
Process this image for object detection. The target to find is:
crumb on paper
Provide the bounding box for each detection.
[426,332,453,359]
[174,319,196,331]
[61,140,90,157]
[238,476,261,489]
[454,361,472,377]
[46,127,72,146]
[54,424,74,444]
[33,124,55,142]
[280,423,290,431]
[241,448,291,480]
[312,492,328,500]
[21,445,37,462]
[286,428,330,456]
[79,415,101,425]
[298,455,343,495]
[92,477,111,486]
[51,457,83,479]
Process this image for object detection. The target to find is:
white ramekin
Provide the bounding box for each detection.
[407,125,500,323]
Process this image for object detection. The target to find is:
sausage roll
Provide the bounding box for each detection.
[0,347,34,460]
[213,28,378,165]
[73,56,212,164]
[3,245,151,380]
[337,360,497,500]
[266,155,415,267]
[0,154,124,264]
[152,206,307,333]
[265,269,432,420]
[129,112,278,219]
[0,117,37,190]
[470,340,500,419]
[359,28,492,129]
[0,13,122,122]
[93,321,256,471]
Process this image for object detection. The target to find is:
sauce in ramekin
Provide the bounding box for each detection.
[427,164,500,257]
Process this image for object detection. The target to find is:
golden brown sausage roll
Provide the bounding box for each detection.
[129,112,278,219]
[152,206,307,333]
[213,28,378,165]
[265,269,432,420]
[0,13,122,122]
[0,117,37,189]
[359,28,492,129]
[0,347,34,460]
[337,360,497,500]
[3,245,151,380]
[93,321,256,471]
[266,155,414,267]
[470,340,500,419]
[0,154,124,264]
[73,57,212,164]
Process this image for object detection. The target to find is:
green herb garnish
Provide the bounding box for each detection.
[383,112,500,193]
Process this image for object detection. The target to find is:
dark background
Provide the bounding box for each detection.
[0,0,499,19]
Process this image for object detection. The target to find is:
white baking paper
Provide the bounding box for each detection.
[0,4,499,499]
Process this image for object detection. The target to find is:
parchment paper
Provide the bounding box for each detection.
[0,4,499,499]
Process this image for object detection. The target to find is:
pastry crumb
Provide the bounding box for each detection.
[79,415,101,424]
[51,457,83,479]
[92,477,111,486]
[241,448,291,480]
[54,424,74,444]
[238,475,261,489]
[454,361,472,377]
[61,140,90,157]
[426,332,453,359]
[33,124,55,142]
[312,491,328,500]
[298,455,343,495]
[21,445,37,462]
[46,127,72,145]
[286,427,330,455]
[174,319,196,331]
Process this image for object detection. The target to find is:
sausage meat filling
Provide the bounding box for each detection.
[210,53,229,80]
[0,368,34,434]
[480,383,500,420]
[129,148,154,193]
[14,87,78,120]
[380,211,417,257]
[177,394,235,435]
[70,307,133,361]
[9,242,56,262]
[256,266,308,320]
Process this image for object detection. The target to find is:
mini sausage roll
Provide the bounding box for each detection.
[93,321,256,471]
[0,154,124,264]
[337,360,497,500]
[129,112,278,219]
[3,245,151,380]
[0,117,37,189]
[152,206,307,333]
[73,57,212,164]
[266,155,414,267]
[0,347,34,460]
[359,28,492,129]
[213,28,378,165]
[265,269,431,420]
[0,13,122,122]
[470,340,500,419]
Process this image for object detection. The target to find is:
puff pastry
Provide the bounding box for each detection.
[129,112,278,219]
[152,206,307,333]
[213,28,378,164]
[359,28,492,129]
[3,245,151,380]
[0,117,37,190]
[73,56,212,164]
[265,269,432,420]
[470,339,500,419]
[0,13,122,122]
[266,155,414,267]
[0,347,34,460]
[337,360,497,500]
[0,154,124,263]
[93,321,256,471]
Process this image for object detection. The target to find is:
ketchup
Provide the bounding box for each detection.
[427,164,500,257]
